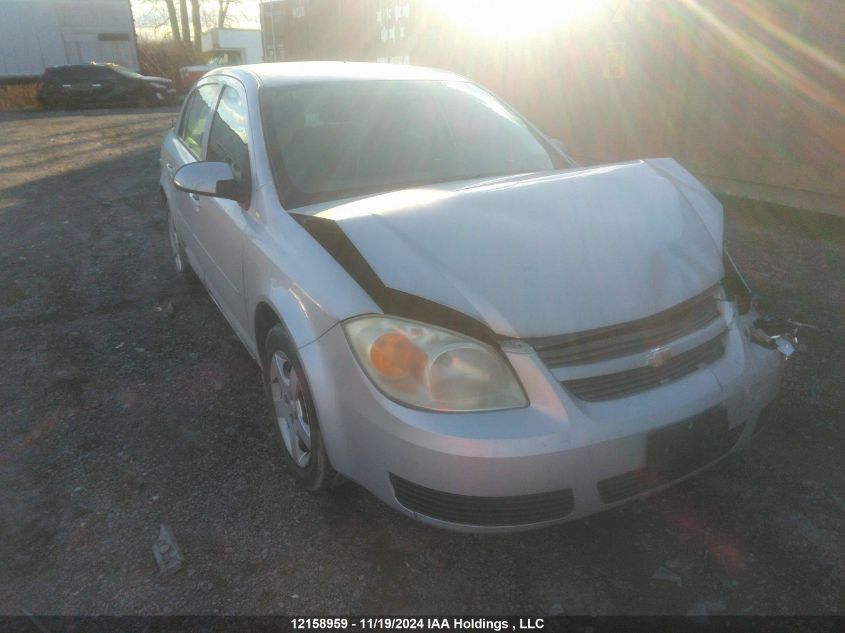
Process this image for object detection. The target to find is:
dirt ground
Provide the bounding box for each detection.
[0,108,843,616]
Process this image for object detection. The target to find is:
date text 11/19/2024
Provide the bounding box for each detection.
[291,618,547,631]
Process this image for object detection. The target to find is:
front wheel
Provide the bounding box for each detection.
[167,209,198,283]
[262,324,337,491]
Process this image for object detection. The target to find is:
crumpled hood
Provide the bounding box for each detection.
[307,158,725,338]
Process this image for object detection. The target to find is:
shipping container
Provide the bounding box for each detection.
[260,0,386,63]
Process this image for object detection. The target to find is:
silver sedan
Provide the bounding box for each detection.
[160,62,787,532]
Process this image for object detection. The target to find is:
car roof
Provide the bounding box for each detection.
[47,63,113,71]
[210,61,468,87]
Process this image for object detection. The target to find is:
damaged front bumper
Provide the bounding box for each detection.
[299,296,791,533]
[750,315,799,359]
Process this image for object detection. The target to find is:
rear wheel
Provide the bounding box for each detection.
[262,324,337,491]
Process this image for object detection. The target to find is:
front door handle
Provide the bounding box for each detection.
[189,193,200,202]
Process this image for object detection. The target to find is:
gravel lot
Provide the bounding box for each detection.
[0,108,843,616]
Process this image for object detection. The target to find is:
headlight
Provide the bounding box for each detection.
[343,316,528,412]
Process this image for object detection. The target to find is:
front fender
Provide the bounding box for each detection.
[249,285,337,356]
[244,191,379,353]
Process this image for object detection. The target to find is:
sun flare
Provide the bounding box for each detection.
[426,0,609,40]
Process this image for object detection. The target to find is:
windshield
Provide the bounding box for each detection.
[262,80,565,208]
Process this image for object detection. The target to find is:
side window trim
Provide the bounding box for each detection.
[175,90,198,151]
[175,88,196,139]
[213,76,254,171]
[202,85,226,160]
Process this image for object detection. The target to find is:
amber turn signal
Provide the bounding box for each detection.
[369,331,426,382]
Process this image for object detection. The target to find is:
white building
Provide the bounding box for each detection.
[201,27,262,66]
[0,0,140,80]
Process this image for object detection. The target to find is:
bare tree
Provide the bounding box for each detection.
[198,0,240,31]
[217,0,232,28]
[134,0,255,42]
[190,0,203,49]
[133,0,180,41]
[163,0,182,43]
[179,0,191,44]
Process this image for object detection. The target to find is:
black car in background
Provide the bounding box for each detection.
[37,63,177,110]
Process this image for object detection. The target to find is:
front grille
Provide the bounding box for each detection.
[562,334,725,401]
[530,287,720,367]
[390,474,574,526]
[597,421,745,503]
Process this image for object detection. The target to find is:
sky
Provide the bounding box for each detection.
[132,0,616,41]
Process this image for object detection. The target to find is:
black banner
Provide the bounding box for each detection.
[1,617,843,633]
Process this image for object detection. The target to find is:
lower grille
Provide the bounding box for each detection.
[598,421,745,503]
[390,474,574,526]
[562,334,726,401]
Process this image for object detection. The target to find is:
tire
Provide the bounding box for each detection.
[262,324,337,491]
[167,208,198,284]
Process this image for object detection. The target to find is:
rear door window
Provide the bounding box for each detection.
[89,66,118,82]
[178,84,218,158]
[75,67,102,82]
[56,67,88,83]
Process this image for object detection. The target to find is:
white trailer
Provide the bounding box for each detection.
[0,0,139,81]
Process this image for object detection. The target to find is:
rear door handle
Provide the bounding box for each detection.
[165,162,174,173]
[189,193,200,202]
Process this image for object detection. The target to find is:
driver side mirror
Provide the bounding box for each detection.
[173,161,247,203]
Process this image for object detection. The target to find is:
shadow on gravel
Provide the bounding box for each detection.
[0,105,181,123]
[0,146,176,325]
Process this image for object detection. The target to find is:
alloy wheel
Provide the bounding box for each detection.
[269,351,312,468]
[168,214,184,274]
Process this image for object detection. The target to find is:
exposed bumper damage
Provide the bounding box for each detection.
[301,291,791,533]
[724,247,799,361]
[751,315,798,359]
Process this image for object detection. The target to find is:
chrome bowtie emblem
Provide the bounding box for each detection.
[646,346,673,368]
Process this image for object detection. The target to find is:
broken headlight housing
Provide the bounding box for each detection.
[722,249,753,315]
[723,250,798,358]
